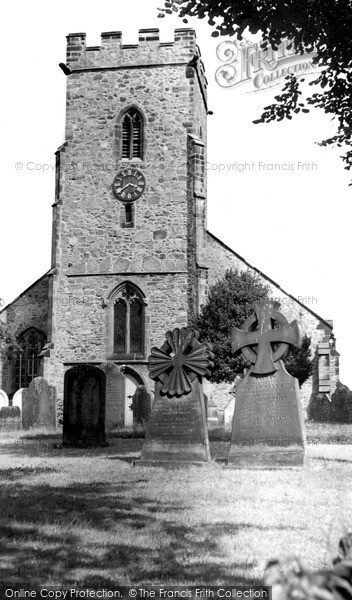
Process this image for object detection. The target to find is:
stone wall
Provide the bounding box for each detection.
[46,28,208,406]
[0,28,339,422]
[46,272,190,403]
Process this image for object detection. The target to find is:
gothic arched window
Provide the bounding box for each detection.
[14,328,46,390]
[112,283,145,357]
[121,109,143,159]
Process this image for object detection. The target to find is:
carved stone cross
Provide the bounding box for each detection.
[231,300,302,375]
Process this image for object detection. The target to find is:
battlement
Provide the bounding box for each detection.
[66,28,198,62]
[67,29,203,70]
[64,28,207,100]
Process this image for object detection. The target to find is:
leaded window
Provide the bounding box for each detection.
[14,328,46,390]
[113,284,144,356]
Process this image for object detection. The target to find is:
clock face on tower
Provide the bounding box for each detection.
[112,168,146,202]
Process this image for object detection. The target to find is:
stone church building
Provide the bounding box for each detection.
[0,28,339,425]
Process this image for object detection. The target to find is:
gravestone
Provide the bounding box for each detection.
[138,327,213,467]
[132,385,151,424]
[63,364,107,446]
[228,300,305,468]
[22,377,57,429]
[12,388,24,413]
[0,389,9,409]
[100,362,125,428]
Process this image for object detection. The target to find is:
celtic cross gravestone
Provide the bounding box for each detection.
[138,327,213,467]
[228,299,305,468]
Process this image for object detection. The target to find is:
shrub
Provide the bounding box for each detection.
[307,393,332,422]
[330,382,352,423]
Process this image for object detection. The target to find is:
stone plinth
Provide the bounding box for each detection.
[139,379,210,467]
[228,362,305,468]
[137,327,213,467]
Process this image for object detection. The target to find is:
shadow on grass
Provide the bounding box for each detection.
[314,456,352,463]
[0,436,145,459]
[0,438,229,462]
[0,479,262,588]
[0,467,57,480]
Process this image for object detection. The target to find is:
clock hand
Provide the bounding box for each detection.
[121,183,139,191]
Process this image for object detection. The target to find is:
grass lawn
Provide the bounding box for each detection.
[0,427,352,589]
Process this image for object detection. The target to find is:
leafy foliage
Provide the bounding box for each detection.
[284,334,313,387]
[192,269,270,383]
[0,298,18,356]
[193,269,313,385]
[307,382,352,423]
[307,393,332,422]
[331,382,352,423]
[158,0,352,180]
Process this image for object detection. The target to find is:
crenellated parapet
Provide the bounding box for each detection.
[64,29,207,104]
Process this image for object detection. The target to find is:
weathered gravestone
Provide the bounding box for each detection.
[63,364,107,446]
[100,362,125,428]
[132,385,151,424]
[0,389,9,409]
[138,327,213,467]
[228,300,305,468]
[22,377,57,429]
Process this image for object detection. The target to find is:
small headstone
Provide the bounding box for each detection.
[229,300,305,468]
[100,362,125,428]
[22,377,57,429]
[138,327,213,467]
[12,388,24,413]
[206,398,218,422]
[0,389,9,409]
[132,385,151,424]
[63,364,107,446]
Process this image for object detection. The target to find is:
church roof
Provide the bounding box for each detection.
[206,230,333,331]
[0,271,51,314]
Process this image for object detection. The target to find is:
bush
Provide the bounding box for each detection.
[193,269,270,383]
[330,382,352,423]
[284,335,313,387]
[193,268,313,386]
[307,393,332,422]
[307,382,352,424]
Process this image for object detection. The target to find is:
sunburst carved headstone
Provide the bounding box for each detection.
[137,327,214,467]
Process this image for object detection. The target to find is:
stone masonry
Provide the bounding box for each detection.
[0,28,339,421]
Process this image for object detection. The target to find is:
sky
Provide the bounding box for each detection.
[1,0,351,385]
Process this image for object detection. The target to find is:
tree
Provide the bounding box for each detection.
[193,269,313,385]
[158,0,352,180]
[0,299,18,356]
[192,269,270,382]
[283,334,313,387]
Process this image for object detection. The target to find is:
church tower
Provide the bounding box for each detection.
[45,28,209,402]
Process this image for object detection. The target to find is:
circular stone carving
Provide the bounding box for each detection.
[241,308,291,366]
[148,327,214,397]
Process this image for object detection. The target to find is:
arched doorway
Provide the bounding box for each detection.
[122,368,144,427]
